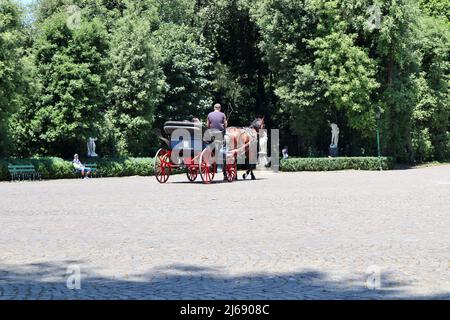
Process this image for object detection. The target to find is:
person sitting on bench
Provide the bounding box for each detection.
[73,154,91,179]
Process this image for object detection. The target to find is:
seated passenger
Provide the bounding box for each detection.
[192,117,202,125]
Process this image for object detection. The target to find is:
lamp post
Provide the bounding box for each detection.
[376,106,382,171]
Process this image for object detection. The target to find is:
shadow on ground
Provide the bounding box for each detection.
[0,261,449,300]
[171,177,268,185]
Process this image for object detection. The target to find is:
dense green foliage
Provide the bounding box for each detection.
[1,157,75,180]
[0,0,448,163]
[20,13,108,156]
[0,0,26,156]
[280,157,395,172]
[419,0,450,21]
[104,4,164,156]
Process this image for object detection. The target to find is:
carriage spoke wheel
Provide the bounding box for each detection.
[186,166,198,182]
[225,157,237,183]
[154,149,171,184]
[199,149,216,184]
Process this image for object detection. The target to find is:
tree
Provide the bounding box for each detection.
[104,6,165,156]
[197,0,271,126]
[251,0,380,155]
[411,16,450,161]
[34,0,127,26]
[309,32,379,134]
[0,0,26,156]
[16,11,109,157]
[250,0,322,153]
[419,0,450,21]
[153,22,213,127]
[33,0,71,24]
[373,1,426,162]
[3,0,449,161]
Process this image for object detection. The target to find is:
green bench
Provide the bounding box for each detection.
[74,163,100,178]
[85,163,100,178]
[8,164,42,182]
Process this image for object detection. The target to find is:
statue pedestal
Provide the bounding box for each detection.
[270,163,280,173]
[256,152,271,171]
[329,146,339,158]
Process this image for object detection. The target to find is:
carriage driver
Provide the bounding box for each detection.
[207,103,227,131]
[207,103,228,179]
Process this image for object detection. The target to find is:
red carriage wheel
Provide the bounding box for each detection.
[199,148,216,184]
[186,166,198,182]
[154,148,172,183]
[225,156,237,182]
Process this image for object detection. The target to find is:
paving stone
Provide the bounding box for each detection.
[0,166,449,299]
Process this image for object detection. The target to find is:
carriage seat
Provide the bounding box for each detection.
[163,121,203,136]
[164,121,204,151]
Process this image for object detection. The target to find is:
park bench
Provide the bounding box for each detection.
[85,163,100,178]
[8,164,42,182]
[74,163,100,178]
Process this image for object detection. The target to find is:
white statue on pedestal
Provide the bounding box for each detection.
[282,146,289,160]
[330,123,339,148]
[87,137,98,157]
[258,130,269,167]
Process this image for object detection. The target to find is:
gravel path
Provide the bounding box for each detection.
[1,165,449,299]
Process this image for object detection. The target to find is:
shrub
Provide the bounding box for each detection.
[1,156,396,181]
[412,128,434,162]
[0,157,75,181]
[0,157,156,181]
[280,157,395,172]
[93,158,155,177]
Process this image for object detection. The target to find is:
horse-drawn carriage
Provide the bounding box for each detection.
[154,121,238,184]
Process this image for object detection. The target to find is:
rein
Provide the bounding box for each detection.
[226,104,234,123]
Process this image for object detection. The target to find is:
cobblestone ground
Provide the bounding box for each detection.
[1,165,450,300]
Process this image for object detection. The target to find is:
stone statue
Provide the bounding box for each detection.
[282,146,289,160]
[330,123,339,148]
[87,137,98,157]
[257,130,270,168]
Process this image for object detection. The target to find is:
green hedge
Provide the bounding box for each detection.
[0,157,75,181]
[280,157,395,172]
[1,156,395,181]
[91,158,155,177]
[0,157,156,181]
